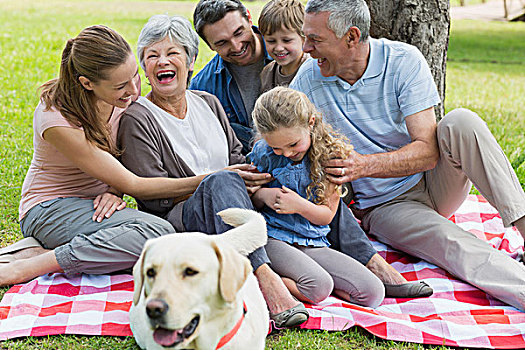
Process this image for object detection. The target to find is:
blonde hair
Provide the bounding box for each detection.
[252,87,353,205]
[40,25,132,156]
[258,0,305,37]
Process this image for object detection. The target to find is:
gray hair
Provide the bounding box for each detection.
[193,0,249,46]
[137,14,199,70]
[305,0,370,42]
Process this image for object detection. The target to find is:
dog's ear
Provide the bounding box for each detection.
[133,240,150,305]
[213,242,251,303]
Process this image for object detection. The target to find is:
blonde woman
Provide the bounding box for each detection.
[249,87,385,307]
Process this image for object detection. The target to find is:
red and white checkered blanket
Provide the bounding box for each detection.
[1,195,524,348]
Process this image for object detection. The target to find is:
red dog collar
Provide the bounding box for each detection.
[215,301,248,349]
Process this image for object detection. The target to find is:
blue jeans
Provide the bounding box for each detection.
[182,171,270,270]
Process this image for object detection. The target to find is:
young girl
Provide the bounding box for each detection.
[249,87,385,307]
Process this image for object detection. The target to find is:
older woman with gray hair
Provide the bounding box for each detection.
[118,14,309,328]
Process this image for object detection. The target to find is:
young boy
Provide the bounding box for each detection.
[258,0,309,93]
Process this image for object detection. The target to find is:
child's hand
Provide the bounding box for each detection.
[258,187,281,208]
[274,186,304,214]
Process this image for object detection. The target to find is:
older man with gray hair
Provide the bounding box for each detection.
[291,0,525,310]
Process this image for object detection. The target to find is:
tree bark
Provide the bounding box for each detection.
[365,0,450,119]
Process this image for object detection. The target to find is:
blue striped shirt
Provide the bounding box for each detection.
[290,38,440,209]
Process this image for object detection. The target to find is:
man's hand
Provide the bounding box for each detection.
[325,108,439,185]
[93,192,126,222]
[324,151,366,184]
[225,163,273,194]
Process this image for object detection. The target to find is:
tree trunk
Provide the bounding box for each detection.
[364,0,450,119]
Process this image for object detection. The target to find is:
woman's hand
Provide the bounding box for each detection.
[225,163,273,194]
[92,192,126,222]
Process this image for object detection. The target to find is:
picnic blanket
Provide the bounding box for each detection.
[1,194,525,349]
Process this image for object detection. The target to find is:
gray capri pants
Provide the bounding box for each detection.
[265,238,385,307]
[20,197,175,275]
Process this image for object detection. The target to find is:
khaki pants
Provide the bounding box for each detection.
[355,108,525,310]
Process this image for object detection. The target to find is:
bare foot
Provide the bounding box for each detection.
[365,253,407,285]
[0,251,62,287]
[254,264,298,314]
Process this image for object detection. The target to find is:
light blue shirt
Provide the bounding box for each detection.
[290,38,441,209]
[247,140,330,247]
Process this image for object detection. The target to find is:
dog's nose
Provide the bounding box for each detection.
[146,299,169,319]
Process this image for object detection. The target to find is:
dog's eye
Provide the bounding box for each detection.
[146,268,156,278]
[183,267,199,277]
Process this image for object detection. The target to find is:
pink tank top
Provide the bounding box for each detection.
[19,102,125,220]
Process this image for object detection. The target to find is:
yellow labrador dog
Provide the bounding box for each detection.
[130,208,269,350]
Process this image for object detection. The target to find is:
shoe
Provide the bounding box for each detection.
[270,303,309,328]
[384,281,433,298]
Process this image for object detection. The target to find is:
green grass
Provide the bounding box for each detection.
[446,19,525,187]
[0,0,524,348]
[450,0,490,6]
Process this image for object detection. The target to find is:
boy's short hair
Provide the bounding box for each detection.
[258,0,305,37]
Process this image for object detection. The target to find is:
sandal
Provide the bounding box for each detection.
[270,303,309,328]
[384,281,433,298]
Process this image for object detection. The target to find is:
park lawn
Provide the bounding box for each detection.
[450,0,495,6]
[0,0,523,348]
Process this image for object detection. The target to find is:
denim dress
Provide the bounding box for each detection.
[248,140,330,247]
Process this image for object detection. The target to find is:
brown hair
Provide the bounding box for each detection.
[258,0,305,37]
[252,87,353,205]
[39,25,132,155]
